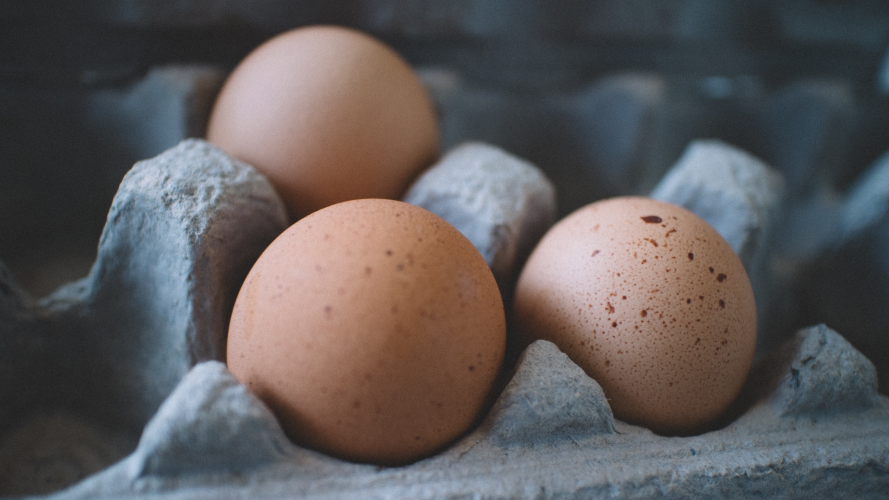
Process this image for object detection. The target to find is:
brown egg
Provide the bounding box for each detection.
[206,25,440,221]
[513,197,756,435]
[227,199,505,465]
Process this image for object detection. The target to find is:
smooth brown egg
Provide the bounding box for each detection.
[513,197,756,435]
[227,199,505,465]
[206,25,440,221]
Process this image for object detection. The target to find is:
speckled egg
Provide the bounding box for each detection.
[513,196,756,435]
[227,199,505,465]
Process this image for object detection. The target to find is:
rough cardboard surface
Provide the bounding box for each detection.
[39,139,288,430]
[130,362,293,477]
[768,324,879,416]
[0,140,288,497]
[477,340,615,446]
[403,142,557,290]
[2,140,888,499]
[49,336,889,499]
[1,65,228,299]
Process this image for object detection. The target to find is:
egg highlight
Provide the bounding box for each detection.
[513,197,757,435]
[226,199,505,465]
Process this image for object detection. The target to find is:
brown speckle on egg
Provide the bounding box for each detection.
[513,196,757,436]
[227,199,505,466]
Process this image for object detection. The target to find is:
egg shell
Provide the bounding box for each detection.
[226,199,505,465]
[513,196,757,435]
[206,25,440,221]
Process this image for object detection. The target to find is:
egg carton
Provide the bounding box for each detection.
[6,63,889,359]
[1,134,887,499]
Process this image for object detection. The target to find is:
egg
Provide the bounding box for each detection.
[226,199,505,465]
[206,25,440,221]
[513,197,756,435]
